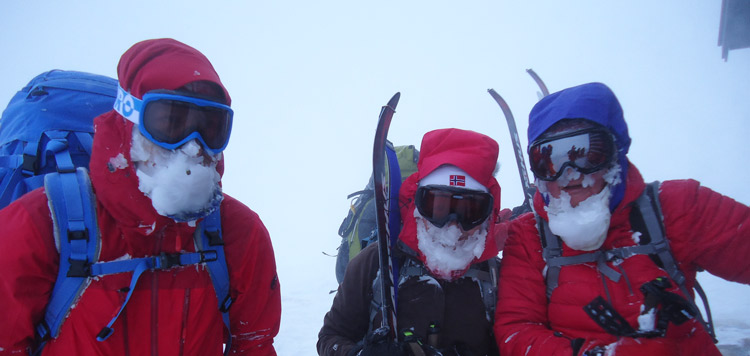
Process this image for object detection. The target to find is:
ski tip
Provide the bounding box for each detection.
[386,92,400,109]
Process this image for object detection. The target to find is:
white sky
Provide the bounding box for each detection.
[2,1,749,354]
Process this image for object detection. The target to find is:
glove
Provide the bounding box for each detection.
[353,326,405,356]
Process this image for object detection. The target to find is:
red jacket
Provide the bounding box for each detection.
[494,164,750,355]
[0,39,281,356]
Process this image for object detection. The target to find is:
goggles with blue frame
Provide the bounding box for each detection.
[114,85,233,154]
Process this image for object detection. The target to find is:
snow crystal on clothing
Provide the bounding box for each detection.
[234,328,273,342]
[138,222,156,235]
[637,306,657,331]
[504,331,519,343]
[417,275,441,287]
[108,254,133,262]
[108,153,128,170]
[631,231,642,244]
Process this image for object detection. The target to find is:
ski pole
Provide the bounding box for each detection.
[427,321,440,348]
[402,329,427,356]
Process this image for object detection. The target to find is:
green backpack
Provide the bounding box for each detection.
[334,144,419,284]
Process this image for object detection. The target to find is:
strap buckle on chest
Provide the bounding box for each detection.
[543,246,562,261]
[200,250,218,263]
[157,253,184,269]
[155,250,218,270]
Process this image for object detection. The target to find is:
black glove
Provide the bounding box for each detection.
[352,326,405,356]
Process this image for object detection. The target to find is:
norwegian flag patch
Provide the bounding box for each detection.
[449,175,466,186]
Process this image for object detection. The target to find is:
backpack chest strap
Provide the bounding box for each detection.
[548,244,661,282]
[89,251,218,276]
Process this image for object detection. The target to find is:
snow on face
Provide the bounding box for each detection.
[539,164,622,251]
[414,208,487,281]
[130,127,223,223]
[545,185,611,251]
[542,170,613,252]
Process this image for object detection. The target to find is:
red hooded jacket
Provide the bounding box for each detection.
[318,128,504,356]
[0,39,280,356]
[494,164,750,355]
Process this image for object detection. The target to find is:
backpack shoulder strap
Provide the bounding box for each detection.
[634,181,717,342]
[36,168,100,346]
[38,169,233,351]
[195,209,233,355]
[463,257,500,321]
[536,213,563,298]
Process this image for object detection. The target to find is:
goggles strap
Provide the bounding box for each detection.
[113,85,143,124]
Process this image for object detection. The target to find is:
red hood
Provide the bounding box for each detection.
[89,38,228,234]
[116,38,231,103]
[398,128,502,269]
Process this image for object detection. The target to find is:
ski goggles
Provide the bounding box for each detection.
[415,185,494,231]
[528,127,615,181]
[113,85,233,154]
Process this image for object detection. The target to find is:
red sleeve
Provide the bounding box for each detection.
[494,213,575,356]
[659,180,750,284]
[0,189,58,355]
[221,195,281,356]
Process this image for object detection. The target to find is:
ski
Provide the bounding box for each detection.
[487,89,534,213]
[372,92,401,342]
[526,68,550,98]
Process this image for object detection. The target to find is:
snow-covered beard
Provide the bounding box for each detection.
[538,165,621,251]
[130,128,223,223]
[414,208,488,281]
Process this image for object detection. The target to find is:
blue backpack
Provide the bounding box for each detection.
[0,69,115,208]
[0,70,233,355]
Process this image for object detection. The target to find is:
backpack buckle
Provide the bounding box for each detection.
[219,294,233,313]
[158,253,183,269]
[67,258,91,277]
[543,246,562,260]
[205,230,224,246]
[22,153,37,174]
[35,320,52,341]
[68,228,89,242]
[199,250,218,263]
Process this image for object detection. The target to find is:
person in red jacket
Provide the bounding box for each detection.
[0,38,280,355]
[318,128,505,356]
[494,82,750,355]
